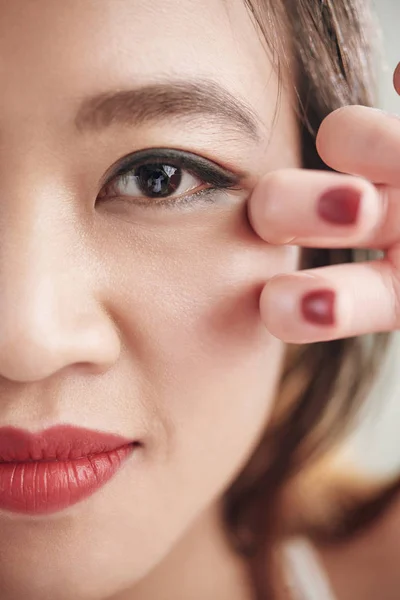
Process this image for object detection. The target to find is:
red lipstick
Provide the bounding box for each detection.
[0,425,135,515]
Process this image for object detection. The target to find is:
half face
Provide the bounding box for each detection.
[0,1,300,599]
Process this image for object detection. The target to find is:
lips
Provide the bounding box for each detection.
[0,425,136,515]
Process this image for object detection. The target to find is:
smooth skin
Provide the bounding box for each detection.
[0,2,300,600]
[0,1,398,600]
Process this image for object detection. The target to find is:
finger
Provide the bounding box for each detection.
[248,169,387,248]
[260,259,399,344]
[316,105,400,187]
[249,169,400,249]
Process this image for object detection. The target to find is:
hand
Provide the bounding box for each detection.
[248,63,400,344]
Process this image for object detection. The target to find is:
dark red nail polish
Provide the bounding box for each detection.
[394,62,400,93]
[317,188,361,225]
[301,289,335,326]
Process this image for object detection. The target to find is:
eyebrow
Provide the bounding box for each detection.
[74,79,261,142]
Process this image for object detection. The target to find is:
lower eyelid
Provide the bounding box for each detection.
[153,187,226,209]
[125,185,215,207]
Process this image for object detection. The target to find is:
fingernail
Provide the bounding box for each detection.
[317,188,361,225]
[301,289,336,326]
[394,62,400,91]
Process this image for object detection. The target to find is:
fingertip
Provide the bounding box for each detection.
[246,174,264,236]
[247,170,295,244]
[315,105,386,175]
[260,274,322,344]
[315,108,347,165]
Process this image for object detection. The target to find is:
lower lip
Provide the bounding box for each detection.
[0,444,134,515]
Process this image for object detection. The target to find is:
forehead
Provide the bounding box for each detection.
[0,0,277,127]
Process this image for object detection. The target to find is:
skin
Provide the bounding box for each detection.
[1,1,400,599]
[0,2,300,600]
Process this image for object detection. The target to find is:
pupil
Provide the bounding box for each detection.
[137,164,182,198]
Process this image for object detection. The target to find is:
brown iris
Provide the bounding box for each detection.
[136,164,182,198]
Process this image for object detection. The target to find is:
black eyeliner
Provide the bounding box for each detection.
[103,148,243,190]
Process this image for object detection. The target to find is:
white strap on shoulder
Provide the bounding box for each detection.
[282,538,337,600]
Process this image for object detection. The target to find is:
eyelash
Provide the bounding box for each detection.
[97,148,241,209]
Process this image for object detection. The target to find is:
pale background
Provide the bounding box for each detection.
[376,0,400,115]
[338,0,400,477]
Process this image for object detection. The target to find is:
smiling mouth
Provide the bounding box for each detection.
[0,425,139,515]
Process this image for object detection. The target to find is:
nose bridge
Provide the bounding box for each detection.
[0,170,78,302]
[0,167,120,382]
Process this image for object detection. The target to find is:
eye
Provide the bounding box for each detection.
[97,148,241,208]
[100,163,202,203]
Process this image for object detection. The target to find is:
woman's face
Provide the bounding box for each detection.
[0,1,300,598]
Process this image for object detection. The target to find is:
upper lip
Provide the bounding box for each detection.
[0,425,134,463]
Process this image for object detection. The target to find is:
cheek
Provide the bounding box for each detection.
[102,206,299,492]
[154,255,295,495]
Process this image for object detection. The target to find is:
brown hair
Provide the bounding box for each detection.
[222,1,391,598]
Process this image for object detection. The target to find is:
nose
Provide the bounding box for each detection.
[0,184,120,383]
